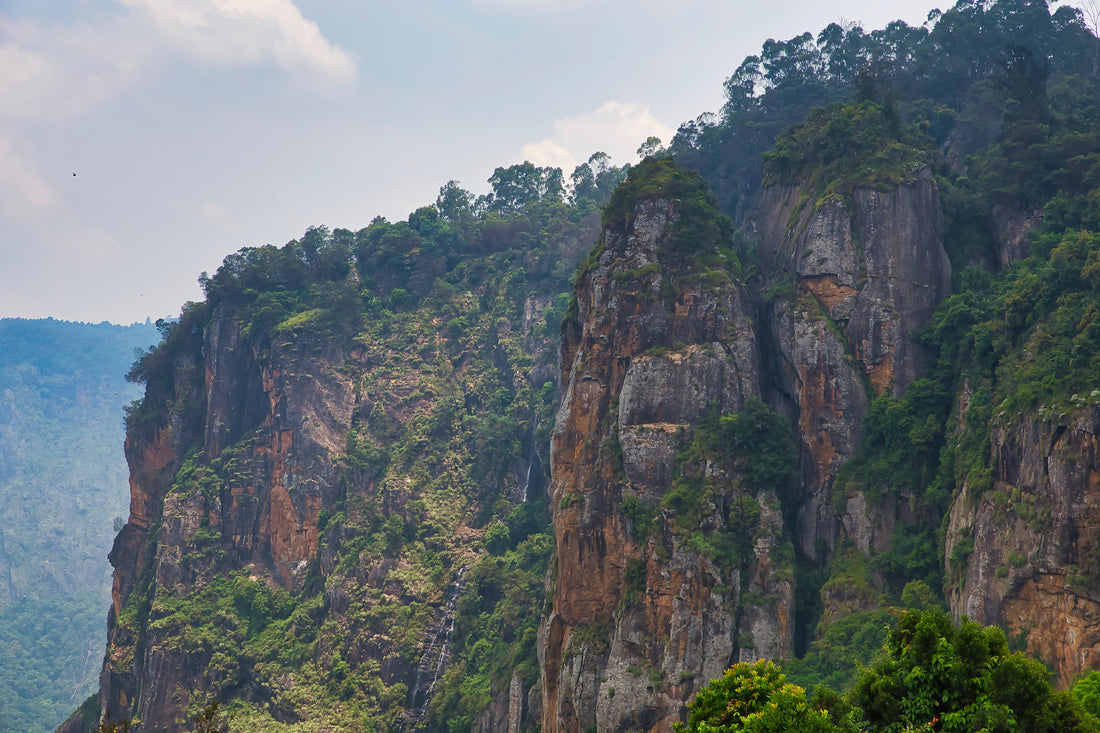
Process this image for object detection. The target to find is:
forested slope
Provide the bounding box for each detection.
[0,318,156,732]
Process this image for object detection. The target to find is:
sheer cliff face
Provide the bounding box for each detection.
[88,244,575,731]
[539,173,955,733]
[100,311,354,729]
[946,405,1100,683]
[540,197,781,733]
[755,173,951,558]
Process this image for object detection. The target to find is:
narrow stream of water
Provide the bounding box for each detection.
[407,566,468,722]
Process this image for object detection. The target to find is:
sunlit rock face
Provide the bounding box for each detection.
[539,165,955,733]
[95,311,355,730]
[540,193,782,733]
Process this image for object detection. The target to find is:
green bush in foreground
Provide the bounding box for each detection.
[684,609,1100,733]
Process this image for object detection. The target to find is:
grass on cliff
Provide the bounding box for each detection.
[650,399,797,575]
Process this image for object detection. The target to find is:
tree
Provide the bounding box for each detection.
[636,136,665,160]
[1074,671,1100,718]
[570,152,628,205]
[191,700,229,733]
[482,162,564,213]
[850,607,1099,732]
[436,180,474,222]
[1077,0,1100,72]
[676,659,839,732]
[994,43,1050,122]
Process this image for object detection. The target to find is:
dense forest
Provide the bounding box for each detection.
[49,1,1100,731]
[0,319,156,732]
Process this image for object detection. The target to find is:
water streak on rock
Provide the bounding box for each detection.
[408,566,468,722]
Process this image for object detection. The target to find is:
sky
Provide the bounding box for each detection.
[0,0,951,325]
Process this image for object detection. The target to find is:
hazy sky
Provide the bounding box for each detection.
[1,0,948,325]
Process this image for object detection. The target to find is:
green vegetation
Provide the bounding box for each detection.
[659,399,797,573]
[675,659,836,733]
[684,609,1100,733]
[670,0,1094,222]
[832,378,952,594]
[784,579,941,694]
[428,527,552,732]
[763,101,936,194]
[0,318,155,733]
[941,230,1100,418]
[851,607,1096,732]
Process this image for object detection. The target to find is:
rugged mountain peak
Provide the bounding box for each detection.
[540,159,782,733]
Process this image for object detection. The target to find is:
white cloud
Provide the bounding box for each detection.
[0,16,153,121]
[0,1,352,124]
[520,100,675,172]
[0,136,54,217]
[518,139,575,171]
[119,0,357,88]
[200,201,232,226]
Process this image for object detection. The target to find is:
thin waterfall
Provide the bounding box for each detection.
[520,417,539,502]
[407,566,468,723]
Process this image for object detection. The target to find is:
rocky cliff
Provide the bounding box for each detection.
[66,211,597,732]
[539,160,955,732]
[98,309,355,729]
[946,403,1100,684]
[755,172,951,559]
[539,176,777,731]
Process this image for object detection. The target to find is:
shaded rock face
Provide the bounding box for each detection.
[97,337,207,728]
[754,174,951,557]
[991,202,1043,269]
[474,673,537,733]
[946,405,1100,684]
[97,312,354,730]
[540,197,782,733]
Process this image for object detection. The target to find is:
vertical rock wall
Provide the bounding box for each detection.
[538,171,953,733]
[755,173,951,558]
[946,405,1100,683]
[540,195,780,733]
[96,311,355,730]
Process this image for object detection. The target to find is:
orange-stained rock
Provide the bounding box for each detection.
[540,194,777,733]
[97,311,356,730]
[753,173,950,558]
[946,405,1100,685]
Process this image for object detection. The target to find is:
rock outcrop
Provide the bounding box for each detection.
[69,209,589,732]
[755,173,951,558]
[991,202,1042,269]
[539,163,956,732]
[946,404,1100,683]
[96,310,355,729]
[540,172,789,732]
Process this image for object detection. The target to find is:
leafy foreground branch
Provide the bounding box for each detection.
[679,608,1099,733]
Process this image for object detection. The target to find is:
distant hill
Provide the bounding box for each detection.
[0,318,157,733]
